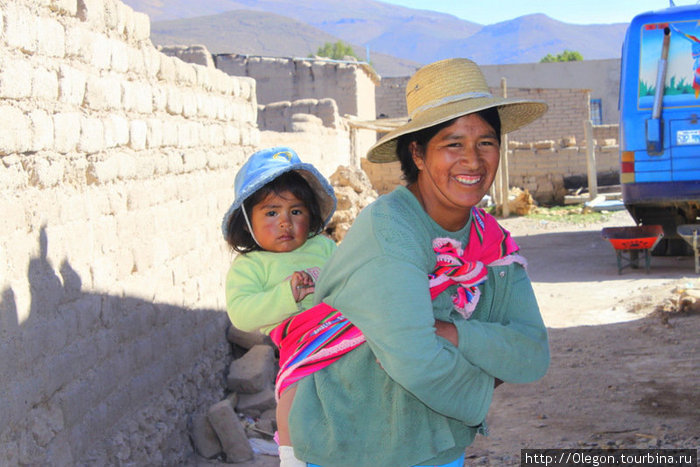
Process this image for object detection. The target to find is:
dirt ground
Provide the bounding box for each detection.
[467,209,700,465]
[200,209,700,466]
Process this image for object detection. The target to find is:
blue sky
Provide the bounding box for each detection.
[379,0,698,25]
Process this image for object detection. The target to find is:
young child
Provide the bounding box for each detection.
[221,147,338,467]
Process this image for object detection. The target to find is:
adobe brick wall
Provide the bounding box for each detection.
[375,76,407,119]
[506,87,591,145]
[214,55,378,117]
[215,54,377,166]
[0,0,260,464]
[508,144,620,204]
[159,47,357,175]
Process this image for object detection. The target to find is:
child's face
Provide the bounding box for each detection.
[250,190,311,253]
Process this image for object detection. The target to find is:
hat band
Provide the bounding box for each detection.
[409,91,494,121]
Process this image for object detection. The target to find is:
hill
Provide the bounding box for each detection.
[149,10,423,77]
[122,0,628,77]
[451,14,628,65]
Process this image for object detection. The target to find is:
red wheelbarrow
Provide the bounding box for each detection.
[677,224,700,274]
[601,225,664,274]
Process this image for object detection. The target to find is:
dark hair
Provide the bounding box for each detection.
[396,107,502,184]
[224,171,324,253]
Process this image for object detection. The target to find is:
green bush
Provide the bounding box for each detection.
[540,50,584,63]
[311,41,359,60]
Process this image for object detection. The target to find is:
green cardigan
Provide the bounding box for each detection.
[289,186,550,467]
[225,234,336,334]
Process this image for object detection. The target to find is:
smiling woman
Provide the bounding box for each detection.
[287,58,552,467]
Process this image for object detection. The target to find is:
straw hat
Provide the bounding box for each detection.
[367,58,548,162]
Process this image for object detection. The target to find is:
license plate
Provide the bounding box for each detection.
[676,129,700,145]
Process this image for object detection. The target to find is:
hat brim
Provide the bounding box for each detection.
[367,97,548,163]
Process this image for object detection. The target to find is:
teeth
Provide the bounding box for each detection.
[455,175,480,185]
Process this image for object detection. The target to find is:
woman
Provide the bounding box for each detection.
[287,58,551,467]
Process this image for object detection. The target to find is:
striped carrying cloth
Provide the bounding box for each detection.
[270,303,365,399]
[270,207,523,399]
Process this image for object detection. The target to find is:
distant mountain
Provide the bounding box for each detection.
[449,14,628,65]
[150,10,351,57]
[123,0,628,76]
[148,10,423,77]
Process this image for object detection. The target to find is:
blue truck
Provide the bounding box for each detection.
[619,4,700,254]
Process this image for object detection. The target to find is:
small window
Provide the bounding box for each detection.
[590,98,603,125]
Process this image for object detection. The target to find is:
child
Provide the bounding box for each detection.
[221,147,339,467]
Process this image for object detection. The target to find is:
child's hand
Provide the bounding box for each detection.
[291,271,315,303]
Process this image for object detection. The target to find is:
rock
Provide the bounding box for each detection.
[533,140,555,149]
[207,397,254,463]
[255,419,275,437]
[327,165,377,242]
[226,325,269,349]
[227,345,277,394]
[260,408,277,422]
[333,185,359,212]
[508,140,532,150]
[236,387,276,417]
[190,412,222,459]
[504,188,536,216]
[560,136,576,147]
[329,165,373,194]
[258,408,277,435]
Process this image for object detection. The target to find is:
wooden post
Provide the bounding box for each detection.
[489,178,498,206]
[500,78,510,217]
[349,125,358,169]
[584,119,598,200]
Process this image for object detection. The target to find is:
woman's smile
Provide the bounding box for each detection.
[453,173,482,185]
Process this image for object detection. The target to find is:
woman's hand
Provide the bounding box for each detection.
[434,320,459,346]
[291,271,315,302]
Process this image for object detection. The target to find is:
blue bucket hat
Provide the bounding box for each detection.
[221,147,337,241]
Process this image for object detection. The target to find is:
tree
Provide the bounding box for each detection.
[311,41,359,61]
[540,50,584,63]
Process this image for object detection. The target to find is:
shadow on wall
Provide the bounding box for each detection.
[0,227,231,464]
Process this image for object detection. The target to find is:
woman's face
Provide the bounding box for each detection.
[250,190,311,252]
[410,113,500,231]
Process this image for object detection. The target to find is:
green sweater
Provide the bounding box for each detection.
[289,186,550,467]
[225,234,337,335]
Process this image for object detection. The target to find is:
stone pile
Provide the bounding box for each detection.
[326,165,378,242]
[189,326,279,464]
